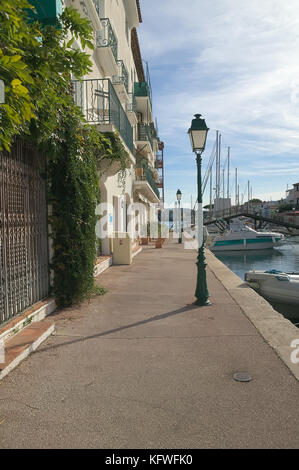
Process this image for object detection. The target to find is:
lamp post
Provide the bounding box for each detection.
[188,114,211,306]
[176,189,182,244]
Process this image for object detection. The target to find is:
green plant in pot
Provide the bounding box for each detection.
[140,221,151,245]
[152,222,168,248]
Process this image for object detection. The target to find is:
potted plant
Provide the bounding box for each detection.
[154,222,168,248]
[141,221,150,245]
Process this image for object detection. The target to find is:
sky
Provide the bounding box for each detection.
[137,0,299,208]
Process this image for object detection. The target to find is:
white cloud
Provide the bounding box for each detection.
[138,0,299,204]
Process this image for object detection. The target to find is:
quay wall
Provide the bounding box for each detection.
[206,249,299,381]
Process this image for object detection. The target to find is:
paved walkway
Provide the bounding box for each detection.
[0,240,298,448]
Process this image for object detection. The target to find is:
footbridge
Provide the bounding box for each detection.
[205,206,299,231]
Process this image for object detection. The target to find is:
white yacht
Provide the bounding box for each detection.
[210,222,284,252]
[245,270,299,306]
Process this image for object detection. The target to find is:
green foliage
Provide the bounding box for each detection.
[23,316,32,327]
[97,131,131,191]
[0,0,37,149]
[249,199,262,204]
[278,203,294,213]
[48,111,103,307]
[0,0,93,150]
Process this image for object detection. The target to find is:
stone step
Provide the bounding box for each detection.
[0,320,54,381]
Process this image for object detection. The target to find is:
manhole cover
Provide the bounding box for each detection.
[233,372,252,383]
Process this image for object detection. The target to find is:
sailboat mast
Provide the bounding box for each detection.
[215,131,219,200]
[210,165,213,218]
[218,134,222,199]
[227,147,230,201]
[235,168,238,207]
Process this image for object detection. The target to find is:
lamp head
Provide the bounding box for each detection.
[176,189,182,202]
[188,114,209,154]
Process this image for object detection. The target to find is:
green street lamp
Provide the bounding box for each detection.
[176,189,182,244]
[188,114,211,306]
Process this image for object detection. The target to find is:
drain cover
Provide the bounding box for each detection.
[233,372,252,383]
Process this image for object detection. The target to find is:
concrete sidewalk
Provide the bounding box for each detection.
[0,240,298,448]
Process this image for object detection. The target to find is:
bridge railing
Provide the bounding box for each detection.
[207,205,299,229]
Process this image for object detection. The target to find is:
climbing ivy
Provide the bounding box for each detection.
[97,130,131,192]
[47,110,107,307]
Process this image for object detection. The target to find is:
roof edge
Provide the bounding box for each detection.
[131,27,145,82]
[136,0,142,23]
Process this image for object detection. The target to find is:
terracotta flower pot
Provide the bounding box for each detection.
[155,238,163,249]
[141,237,149,245]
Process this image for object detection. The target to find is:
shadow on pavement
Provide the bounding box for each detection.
[38,303,200,352]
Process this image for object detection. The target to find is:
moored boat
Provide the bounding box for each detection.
[210,223,284,251]
[245,269,299,307]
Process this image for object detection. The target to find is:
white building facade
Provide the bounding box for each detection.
[66,0,164,256]
[286,183,299,208]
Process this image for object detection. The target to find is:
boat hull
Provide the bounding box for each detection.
[211,238,279,251]
[245,271,299,313]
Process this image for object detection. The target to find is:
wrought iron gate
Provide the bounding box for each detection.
[0,140,49,325]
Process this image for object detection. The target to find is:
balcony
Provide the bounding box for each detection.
[134,81,153,122]
[155,154,163,169]
[134,82,152,101]
[136,123,153,152]
[126,93,137,125]
[157,176,164,189]
[72,78,133,154]
[96,18,118,75]
[112,60,129,98]
[134,166,160,203]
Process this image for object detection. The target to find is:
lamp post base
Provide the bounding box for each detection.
[194,299,212,306]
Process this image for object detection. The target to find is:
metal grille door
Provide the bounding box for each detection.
[0,140,49,325]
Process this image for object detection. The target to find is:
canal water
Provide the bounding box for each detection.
[213,236,299,327]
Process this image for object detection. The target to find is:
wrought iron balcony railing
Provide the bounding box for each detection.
[137,123,153,150]
[96,18,118,63]
[135,166,160,199]
[72,78,133,154]
[112,60,129,93]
